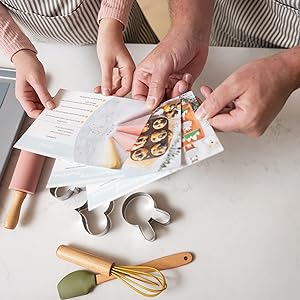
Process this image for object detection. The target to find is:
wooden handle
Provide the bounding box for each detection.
[4,191,27,230]
[56,245,114,276]
[95,252,193,285]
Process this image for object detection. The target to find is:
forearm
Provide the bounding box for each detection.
[0,3,36,60]
[169,0,214,43]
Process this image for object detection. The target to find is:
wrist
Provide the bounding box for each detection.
[166,25,209,50]
[98,18,124,46]
[12,49,37,66]
[99,18,123,34]
[169,23,210,46]
[277,47,300,91]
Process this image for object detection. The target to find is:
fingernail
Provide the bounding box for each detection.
[183,73,193,84]
[178,83,188,94]
[102,88,111,96]
[196,106,208,120]
[146,96,156,109]
[46,100,55,109]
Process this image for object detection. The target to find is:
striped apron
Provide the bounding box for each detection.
[0,0,159,44]
[211,0,300,48]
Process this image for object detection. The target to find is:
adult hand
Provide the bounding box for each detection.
[95,18,135,97]
[12,50,54,118]
[196,52,298,137]
[132,26,209,108]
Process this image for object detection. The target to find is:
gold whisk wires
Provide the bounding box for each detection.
[111,265,167,297]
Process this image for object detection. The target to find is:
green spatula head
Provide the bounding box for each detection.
[58,270,97,299]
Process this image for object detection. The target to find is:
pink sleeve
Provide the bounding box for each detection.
[98,0,133,28]
[0,3,37,60]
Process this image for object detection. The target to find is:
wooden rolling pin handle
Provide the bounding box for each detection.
[56,245,113,276]
[4,191,27,230]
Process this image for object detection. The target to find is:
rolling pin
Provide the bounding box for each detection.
[4,150,46,230]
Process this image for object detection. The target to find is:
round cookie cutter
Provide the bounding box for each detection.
[122,192,170,241]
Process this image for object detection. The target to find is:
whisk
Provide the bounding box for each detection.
[56,245,167,297]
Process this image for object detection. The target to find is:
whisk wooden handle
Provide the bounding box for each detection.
[95,252,193,285]
[56,245,113,276]
[140,252,193,270]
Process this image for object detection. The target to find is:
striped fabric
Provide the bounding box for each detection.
[211,0,300,48]
[0,0,158,45]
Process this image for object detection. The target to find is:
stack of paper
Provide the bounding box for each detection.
[15,90,224,210]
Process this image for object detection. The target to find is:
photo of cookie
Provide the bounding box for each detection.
[151,143,168,157]
[131,135,148,151]
[163,103,176,113]
[165,109,179,119]
[142,122,150,133]
[150,130,168,143]
[131,147,148,161]
[153,117,168,129]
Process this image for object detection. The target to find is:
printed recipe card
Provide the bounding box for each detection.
[15,89,150,169]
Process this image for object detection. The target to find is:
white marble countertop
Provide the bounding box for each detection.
[0,44,299,300]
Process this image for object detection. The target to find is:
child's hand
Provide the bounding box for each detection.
[95,18,135,97]
[12,50,55,118]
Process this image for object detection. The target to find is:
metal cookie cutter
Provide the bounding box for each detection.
[49,186,84,201]
[122,192,170,241]
[75,200,114,236]
[49,186,113,236]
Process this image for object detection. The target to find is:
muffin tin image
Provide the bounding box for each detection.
[130,116,171,161]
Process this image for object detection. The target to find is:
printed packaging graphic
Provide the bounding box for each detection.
[14,89,150,169]
[86,91,224,210]
[122,97,182,176]
[15,89,224,210]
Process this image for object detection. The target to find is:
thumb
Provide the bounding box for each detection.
[208,112,239,132]
[100,60,114,96]
[196,81,239,120]
[29,76,55,109]
[200,85,213,98]
[146,64,172,109]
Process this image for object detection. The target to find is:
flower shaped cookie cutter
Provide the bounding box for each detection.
[121,192,171,241]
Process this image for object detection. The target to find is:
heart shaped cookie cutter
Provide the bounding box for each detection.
[122,192,170,241]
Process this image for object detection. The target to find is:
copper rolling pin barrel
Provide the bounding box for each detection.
[4,150,46,230]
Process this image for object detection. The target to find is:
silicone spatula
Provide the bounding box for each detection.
[57,252,193,299]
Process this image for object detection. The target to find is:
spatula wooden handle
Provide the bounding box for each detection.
[95,252,193,285]
[4,191,27,230]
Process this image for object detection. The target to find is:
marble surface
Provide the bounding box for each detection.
[0,44,300,300]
